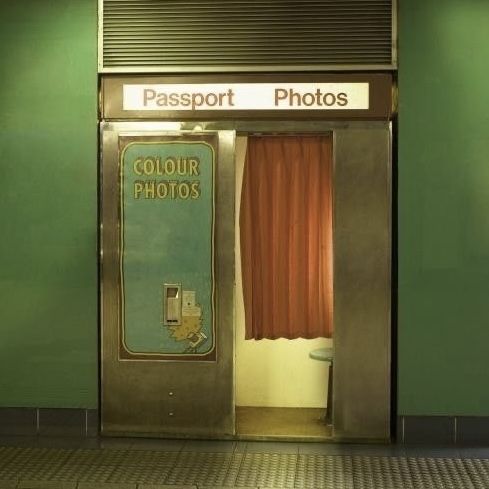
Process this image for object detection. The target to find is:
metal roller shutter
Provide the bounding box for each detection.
[100,0,395,72]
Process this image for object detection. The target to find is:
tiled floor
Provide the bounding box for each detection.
[0,437,489,488]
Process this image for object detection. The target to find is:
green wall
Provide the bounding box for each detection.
[1,0,488,416]
[0,0,98,408]
[399,1,489,415]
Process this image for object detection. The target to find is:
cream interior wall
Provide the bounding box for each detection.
[234,136,332,408]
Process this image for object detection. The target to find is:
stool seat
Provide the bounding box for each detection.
[309,347,333,362]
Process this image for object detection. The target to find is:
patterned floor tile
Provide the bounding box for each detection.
[1,442,489,488]
[107,465,170,484]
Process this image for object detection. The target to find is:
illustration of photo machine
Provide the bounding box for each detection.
[163,283,182,326]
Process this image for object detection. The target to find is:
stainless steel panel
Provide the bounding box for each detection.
[101,64,396,74]
[100,119,392,442]
[100,123,235,437]
[332,126,391,441]
[391,0,398,69]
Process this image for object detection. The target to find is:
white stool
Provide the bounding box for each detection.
[309,347,333,424]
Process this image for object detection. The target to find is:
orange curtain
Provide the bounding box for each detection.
[239,135,333,340]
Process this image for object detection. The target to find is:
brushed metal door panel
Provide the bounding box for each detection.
[332,127,391,441]
[100,123,235,437]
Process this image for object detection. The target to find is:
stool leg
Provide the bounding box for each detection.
[325,363,333,424]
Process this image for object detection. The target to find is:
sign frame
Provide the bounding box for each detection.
[102,73,393,121]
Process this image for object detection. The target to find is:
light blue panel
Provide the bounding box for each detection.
[121,140,215,357]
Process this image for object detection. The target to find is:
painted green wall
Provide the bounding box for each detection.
[1,0,488,416]
[0,0,98,407]
[399,1,489,415]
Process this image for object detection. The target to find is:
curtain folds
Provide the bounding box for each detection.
[240,136,334,340]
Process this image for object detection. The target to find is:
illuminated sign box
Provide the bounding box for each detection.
[123,83,369,111]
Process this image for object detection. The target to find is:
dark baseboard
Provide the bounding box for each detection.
[0,407,98,437]
[3,409,488,444]
[397,415,489,445]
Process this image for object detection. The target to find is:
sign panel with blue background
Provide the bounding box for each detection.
[118,136,216,361]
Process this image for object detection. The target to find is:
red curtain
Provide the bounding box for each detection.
[239,135,333,340]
